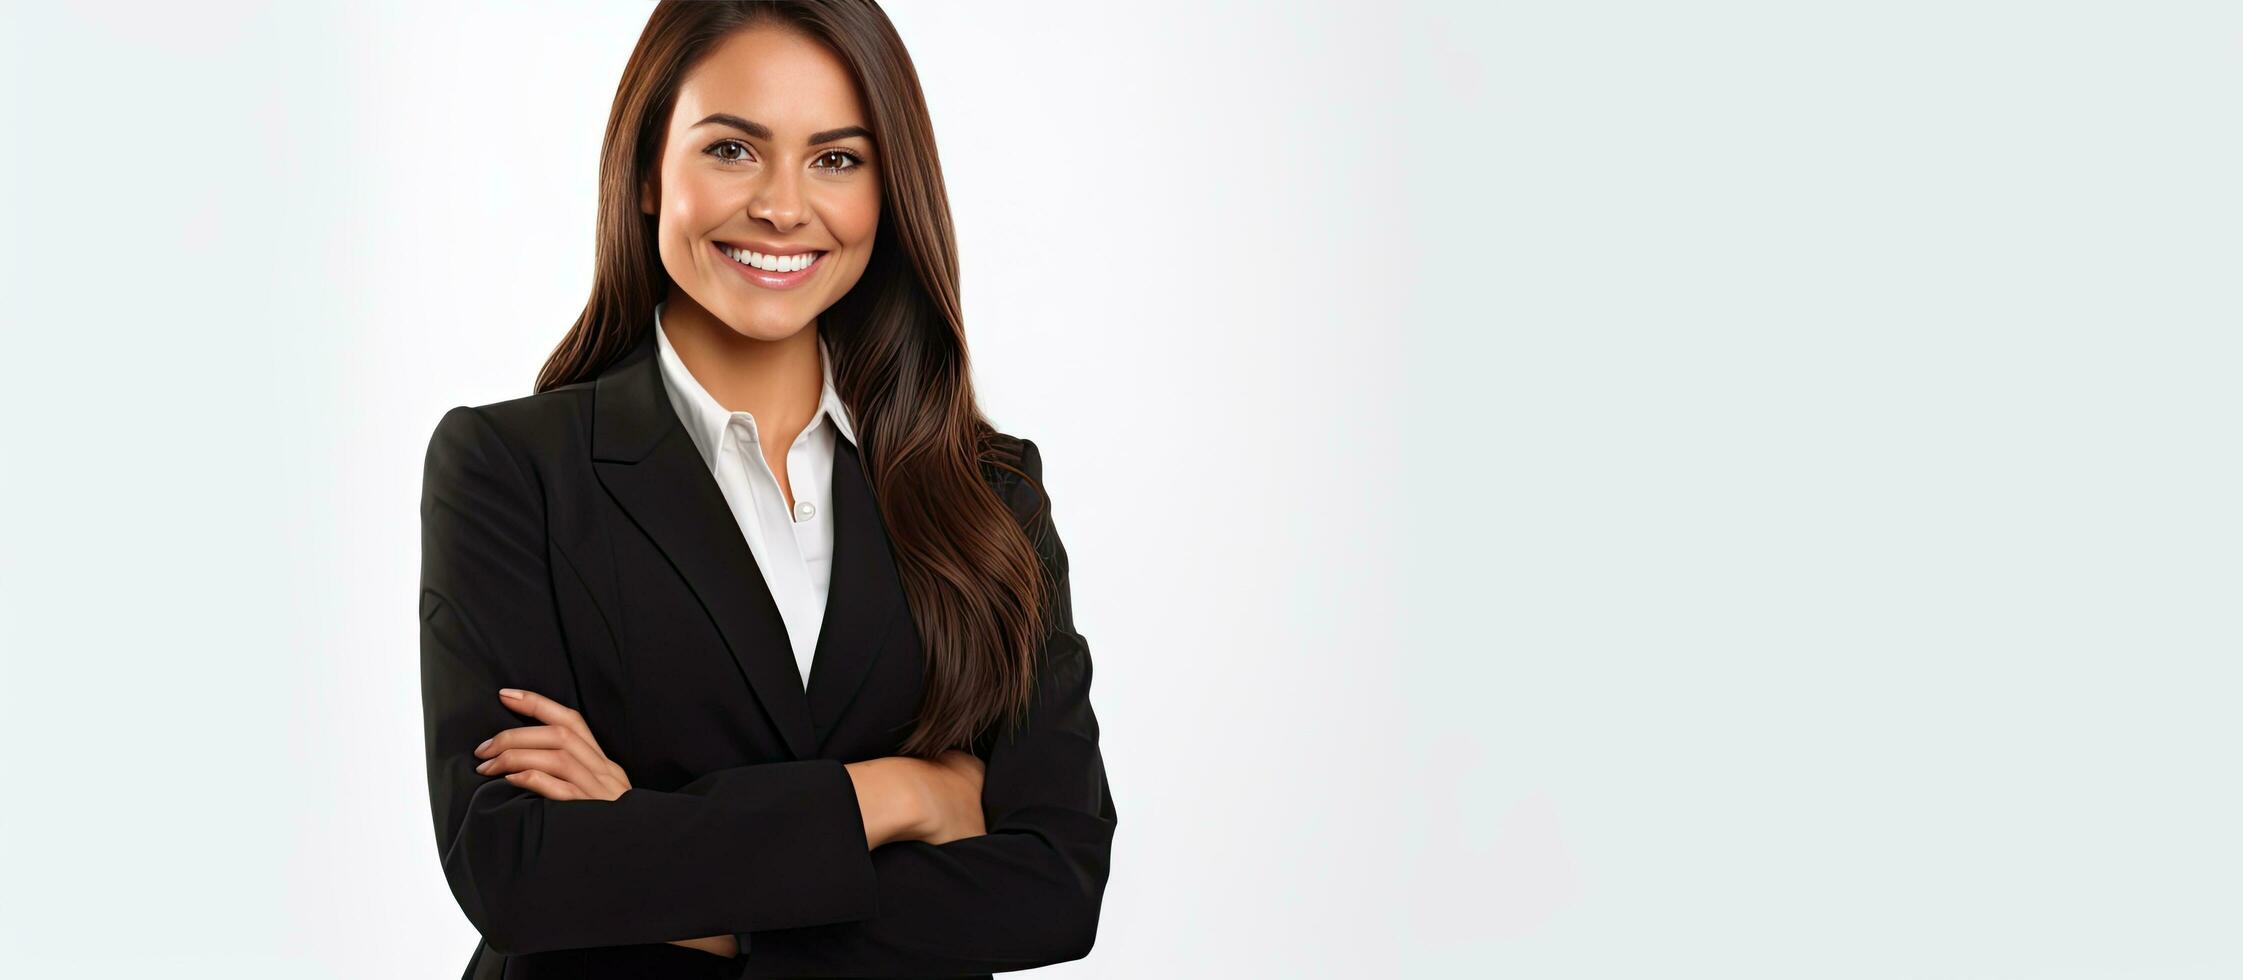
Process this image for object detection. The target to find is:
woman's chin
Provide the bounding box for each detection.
[711,308,814,342]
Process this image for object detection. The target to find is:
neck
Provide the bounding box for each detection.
[661,294,824,444]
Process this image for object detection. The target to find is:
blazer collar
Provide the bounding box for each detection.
[589,323,906,760]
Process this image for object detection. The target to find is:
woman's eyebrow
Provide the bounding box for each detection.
[692,112,872,145]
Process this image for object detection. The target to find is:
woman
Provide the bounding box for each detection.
[416,3,1116,977]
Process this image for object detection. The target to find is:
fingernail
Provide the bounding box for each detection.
[475,738,492,754]
[499,688,524,700]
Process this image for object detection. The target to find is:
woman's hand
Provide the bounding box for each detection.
[472,688,634,802]
[667,934,739,959]
[478,691,733,958]
[910,749,988,845]
[844,751,989,848]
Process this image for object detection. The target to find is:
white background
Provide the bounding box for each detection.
[3,1,2239,976]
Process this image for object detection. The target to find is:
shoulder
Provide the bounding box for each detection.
[458,382,595,445]
[979,428,1049,534]
[424,384,596,486]
[979,428,1043,488]
[979,429,1033,481]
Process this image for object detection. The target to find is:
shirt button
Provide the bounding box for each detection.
[795,500,816,521]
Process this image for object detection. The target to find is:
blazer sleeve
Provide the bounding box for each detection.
[736,437,1120,977]
[420,405,880,956]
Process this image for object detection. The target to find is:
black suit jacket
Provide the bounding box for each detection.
[418,325,1116,979]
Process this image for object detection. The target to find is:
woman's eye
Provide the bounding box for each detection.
[814,149,866,173]
[705,139,750,164]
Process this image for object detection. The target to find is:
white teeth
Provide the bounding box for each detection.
[722,244,820,273]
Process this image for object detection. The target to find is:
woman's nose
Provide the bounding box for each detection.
[749,172,807,229]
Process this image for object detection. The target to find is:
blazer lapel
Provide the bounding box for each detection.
[804,433,908,750]
[588,326,818,760]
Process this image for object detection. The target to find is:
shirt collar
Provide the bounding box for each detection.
[652,300,859,470]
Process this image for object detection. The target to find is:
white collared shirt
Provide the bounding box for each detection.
[653,300,859,690]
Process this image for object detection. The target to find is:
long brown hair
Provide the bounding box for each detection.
[536,0,1048,758]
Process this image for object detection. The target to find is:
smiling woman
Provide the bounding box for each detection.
[634,33,884,338]
[418,2,1116,979]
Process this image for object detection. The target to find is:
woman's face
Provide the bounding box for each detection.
[641,25,881,342]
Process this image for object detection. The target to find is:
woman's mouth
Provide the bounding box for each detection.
[713,240,827,290]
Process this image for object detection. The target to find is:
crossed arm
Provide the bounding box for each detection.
[420,405,1117,974]
[464,689,986,960]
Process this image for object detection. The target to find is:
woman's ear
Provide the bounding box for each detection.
[639,173,657,215]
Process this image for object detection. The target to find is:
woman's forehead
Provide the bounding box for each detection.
[675,26,865,130]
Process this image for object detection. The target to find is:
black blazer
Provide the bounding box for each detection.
[418,325,1116,980]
